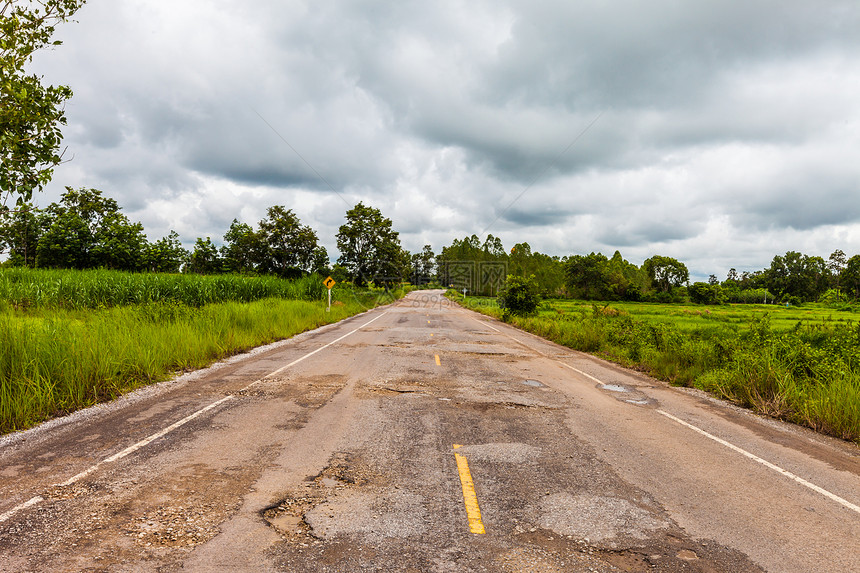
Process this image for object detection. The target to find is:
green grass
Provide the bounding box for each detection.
[0,268,407,434]
[0,267,328,309]
[452,293,860,444]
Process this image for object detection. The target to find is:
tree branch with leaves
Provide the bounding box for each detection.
[1,0,86,207]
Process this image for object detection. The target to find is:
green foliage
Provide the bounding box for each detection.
[410,244,435,285]
[185,237,221,274]
[767,251,828,302]
[220,219,261,274]
[436,235,565,297]
[688,282,727,305]
[0,202,45,266]
[497,274,541,319]
[144,231,188,273]
[842,255,860,299]
[643,255,689,293]
[564,250,646,301]
[0,286,399,434]
[1,0,86,206]
[724,287,774,304]
[35,187,147,270]
[454,295,860,444]
[0,267,330,309]
[257,206,326,278]
[336,202,407,286]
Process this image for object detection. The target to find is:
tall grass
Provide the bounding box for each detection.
[0,268,408,434]
[0,267,327,309]
[452,293,860,444]
[0,293,386,434]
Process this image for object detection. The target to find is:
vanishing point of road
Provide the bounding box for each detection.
[1,290,858,572]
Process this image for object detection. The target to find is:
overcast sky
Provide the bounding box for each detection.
[29,0,860,280]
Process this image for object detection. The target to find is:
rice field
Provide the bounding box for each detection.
[452,293,860,444]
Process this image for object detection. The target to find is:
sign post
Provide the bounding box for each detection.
[324,276,336,312]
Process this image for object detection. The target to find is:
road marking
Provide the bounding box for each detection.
[453,445,486,534]
[0,311,389,525]
[58,395,236,487]
[0,496,45,524]
[557,361,603,384]
[657,410,860,515]
[435,354,441,366]
[264,312,388,379]
[470,316,500,332]
[559,361,860,515]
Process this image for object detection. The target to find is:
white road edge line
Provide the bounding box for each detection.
[656,409,860,515]
[470,316,501,332]
[559,361,860,515]
[262,311,387,380]
[0,496,44,524]
[0,310,389,525]
[557,362,603,384]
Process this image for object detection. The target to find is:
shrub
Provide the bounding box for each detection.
[497,275,541,319]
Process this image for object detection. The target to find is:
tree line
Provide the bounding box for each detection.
[5,188,860,306]
[434,234,860,305]
[0,188,419,286]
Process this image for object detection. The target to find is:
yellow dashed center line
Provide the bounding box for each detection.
[453,445,486,534]
[434,354,441,366]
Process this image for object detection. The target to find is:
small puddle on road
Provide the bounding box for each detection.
[522,380,544,387]
[600,384,628,393]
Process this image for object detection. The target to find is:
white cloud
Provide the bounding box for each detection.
[17,0,860,280]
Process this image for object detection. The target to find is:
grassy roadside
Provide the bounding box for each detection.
[449,292,860,445]
[0,282,404,435]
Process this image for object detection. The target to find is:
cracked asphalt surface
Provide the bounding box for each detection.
[1,290,858,572]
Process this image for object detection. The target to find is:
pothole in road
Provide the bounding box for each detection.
[44,482,98,500]
[597,383,655,407]
[263,453,376,542]
[522,379,544,387]
[600,384,629,393]
[536,493,670,546]
[129,503,224,548]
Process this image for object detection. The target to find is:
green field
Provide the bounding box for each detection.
[0,268,404,434]
[452,293,860,445]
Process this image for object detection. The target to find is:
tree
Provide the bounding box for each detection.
[0,202,47,266]
[766,251,827,302]
[336,202,406,286]
[688,282,726,305]
[257,206,324,278]
[1,0,86,207]
[565,252,609,299]
[221,219,261,274]
[186,237,221,274]
[643,255,689,293]
[145,231,188,273]
[35,187,146,270]
[842,255,860,300]
[410,244,435,285]
[828,249,847,292]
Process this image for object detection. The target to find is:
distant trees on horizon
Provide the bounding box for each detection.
[3,188,858,305]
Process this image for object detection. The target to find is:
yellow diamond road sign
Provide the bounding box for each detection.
[324,276,336,289]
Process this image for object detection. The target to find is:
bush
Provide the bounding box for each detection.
[497,275,541,319]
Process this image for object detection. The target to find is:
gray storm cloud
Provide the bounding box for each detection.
[29,0,860,279]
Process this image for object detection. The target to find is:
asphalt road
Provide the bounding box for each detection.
[1,290,858,572]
